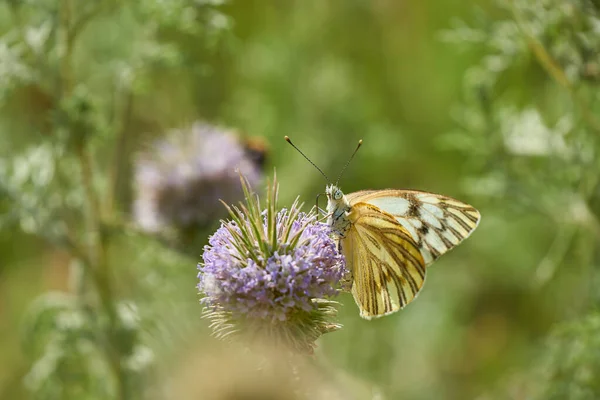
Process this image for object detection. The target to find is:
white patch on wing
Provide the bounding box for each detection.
[442,229,460,245]
[409,218,422,229]
[367,197,410,216]
[421,249,434,264]
[446,216,469,237]
[396,218,419,242]
[420,210,442,229]
[425,230,447,254]
[395,218,434,264]
[417,194,442,204]
[447,207,476,227]
[422,203,444,218]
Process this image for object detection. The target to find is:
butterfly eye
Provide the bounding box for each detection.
[334,190,343,200]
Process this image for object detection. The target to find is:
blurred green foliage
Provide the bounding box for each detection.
[1,0,600,399]
[515,313,600,400]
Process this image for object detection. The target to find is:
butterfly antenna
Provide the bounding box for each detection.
[335,139,363,186]
[284,136,330,182]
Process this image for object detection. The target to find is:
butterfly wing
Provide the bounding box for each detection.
[342,202,426,319]
[348,190,480,265]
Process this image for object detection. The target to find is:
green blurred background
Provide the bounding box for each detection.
[2,0,600,399]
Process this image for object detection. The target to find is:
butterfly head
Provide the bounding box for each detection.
[325,184,349,210]
[325,184,344,201]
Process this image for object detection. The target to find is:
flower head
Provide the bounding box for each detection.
[133,123,264,233]
[200,211,343,320]
[197,178,346,353]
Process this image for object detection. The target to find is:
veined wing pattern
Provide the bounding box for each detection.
[346,190,481,265]
[343,202,426,319]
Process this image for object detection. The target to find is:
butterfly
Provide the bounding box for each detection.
[326,185,480,319]
[285,136,481,319]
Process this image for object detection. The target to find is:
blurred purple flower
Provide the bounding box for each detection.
[133,123,263,232]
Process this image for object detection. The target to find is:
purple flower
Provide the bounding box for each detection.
[197,178,346,353]
[199,211,344,321]
[133,123,264,232]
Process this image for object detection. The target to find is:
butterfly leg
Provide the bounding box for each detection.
[315,193,329,217]
[318,211,333,223]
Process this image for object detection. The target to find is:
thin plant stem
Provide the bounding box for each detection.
[58,0,128,398]
[105,88,134,216]
[77,142,128,400]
